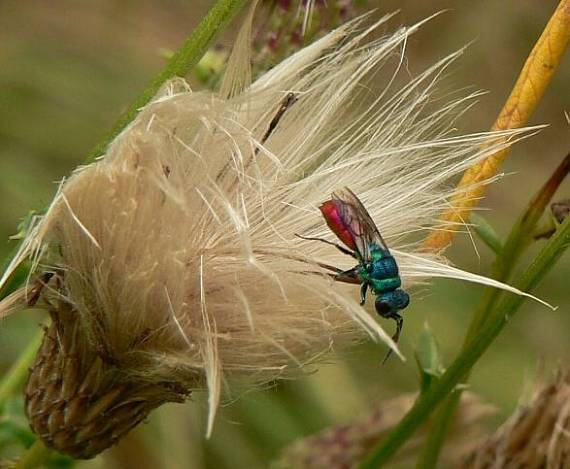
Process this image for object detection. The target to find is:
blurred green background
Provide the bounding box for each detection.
[0,1,569,467]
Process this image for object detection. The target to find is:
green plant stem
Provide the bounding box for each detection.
[415,390,459,469]
[0,330,44,410]
[14,440,52,469]
[360,213,570,468]
[87,0,249,161]
[416,152,570,468]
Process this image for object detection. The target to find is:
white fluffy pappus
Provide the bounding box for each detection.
[0,13,549,435]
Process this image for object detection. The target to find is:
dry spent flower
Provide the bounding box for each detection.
[275,392,496,469]
[253,0,365,71]
[0,11,548,458]
[464,370,570,469]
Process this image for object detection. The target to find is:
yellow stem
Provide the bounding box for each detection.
[424,0,570,251]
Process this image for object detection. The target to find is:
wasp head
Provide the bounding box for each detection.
[375,289,410,318]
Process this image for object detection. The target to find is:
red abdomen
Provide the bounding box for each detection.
[319,200,357,251]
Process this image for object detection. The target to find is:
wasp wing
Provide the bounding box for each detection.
[328,187,390,262]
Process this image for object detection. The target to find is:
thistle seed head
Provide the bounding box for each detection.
[0,11,543,457]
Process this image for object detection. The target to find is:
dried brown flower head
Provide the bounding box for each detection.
[275,392,496,469]
[464,370,570,469]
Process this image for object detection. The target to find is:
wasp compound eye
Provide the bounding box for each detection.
[375,299,392,317]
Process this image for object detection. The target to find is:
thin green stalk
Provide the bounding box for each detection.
[416,152,570,468]
[0,330,44,410]
[415,391,460,469]
[87,0,249,161]
[360,212,570,468]
[14,440,52,469]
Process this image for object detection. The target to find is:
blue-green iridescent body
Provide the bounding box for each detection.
[356,244,401,294]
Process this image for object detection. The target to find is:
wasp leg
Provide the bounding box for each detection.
[360,283,368,305]
[299,271,362,286]
[381,312,404,365]
[312,262,361,284]
[313,262,343,273]
[332,266,362,285]
[295,234,357,259]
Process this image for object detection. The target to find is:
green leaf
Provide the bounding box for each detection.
[9,210,41,241]
[193,49,228,88]
[414,325,444,393]
[470,213,503,255]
